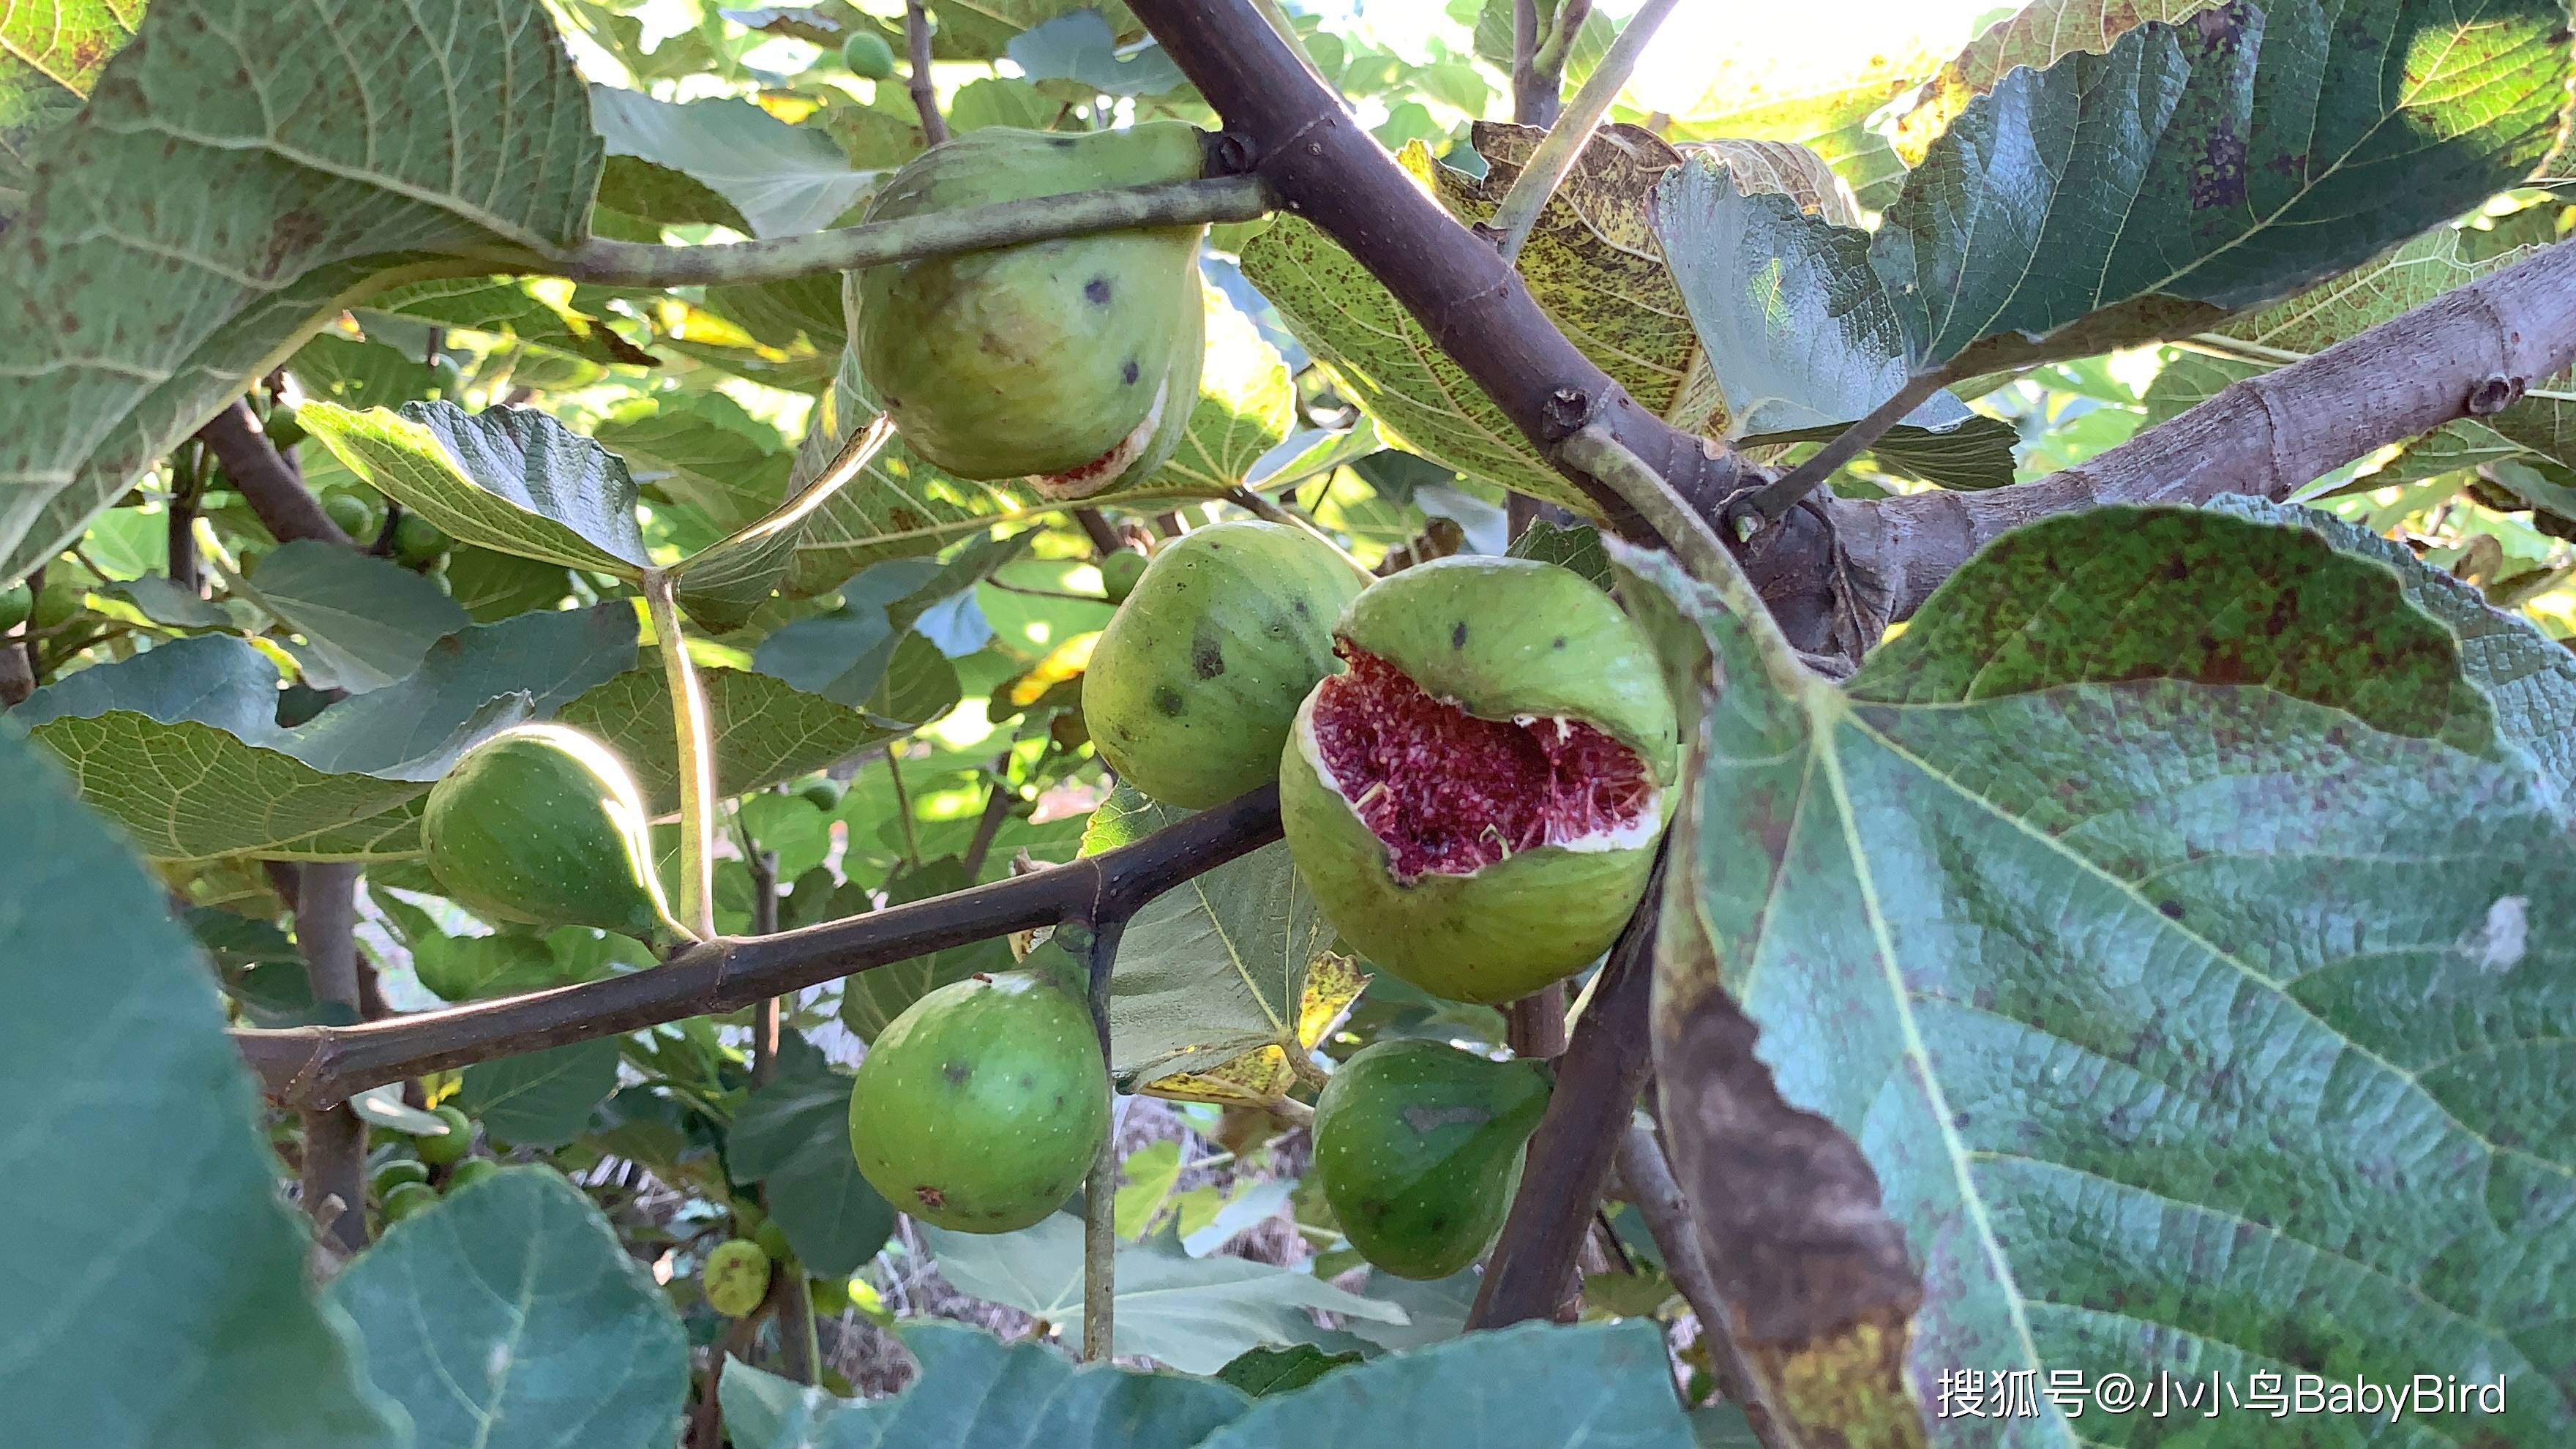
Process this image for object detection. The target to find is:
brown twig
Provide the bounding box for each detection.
[1468,865,1660,1328]
[1505,984,1567,1059]
[168,443,203,595]
[287,862,368,1253]
[904,1,947,146]
[1074,916,1127,1363]
[195,402,351,548]
[960,763,1018,880]
[1128,0,1756,553]
[233,786,1282,1108]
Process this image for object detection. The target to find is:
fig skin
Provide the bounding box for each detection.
[847,970,1109,1235]
[1312,1040,1551,1280]
[855,123,1208,489]
[1280,557,1677,1003]
[1085,521,1364,808]
[422,724,678,944]
[703,1238,774,1317]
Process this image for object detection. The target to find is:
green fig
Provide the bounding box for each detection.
[752,1221,793,1262]
[443,1157,502,1194]
[381,1180,441,1224]
[703,1238,773,1317]
[423,724,681,943]
[847,970,1109,1233]
[798,776,845,812]
[1084,522,1365,808]
[30,575,80,631]
[1311,1040,1551,1280]
[1280,557,1677,1003]
[808,1274,852,1314]
[392,512,450,568]
[417,1105,476,1167]
[1098,549,1148,604]
[0,582,30,632]
[321,490,382,542]
[842,30,898,78]
[855,122,1209,495]
[370,1158,430,1195]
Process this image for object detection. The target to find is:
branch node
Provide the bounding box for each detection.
[2466,372,2525,416]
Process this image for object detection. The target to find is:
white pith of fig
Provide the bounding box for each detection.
[1278,557,1677,1003]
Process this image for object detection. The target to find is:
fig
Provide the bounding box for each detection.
[422,724,681,943]
[809,1275,852,1314]
[855,123,1209,496]
[1311,1040,1551,1280]
[381,1181,441,1224]
[322,490,382,542]
[370,1158,430,1195]
[443,1157,501,1194]
[752,1221,793,1262]
[1098,549,1148,604]
[842,31,897,78]
[417,1105,476,1167]
[847,969,1109,1234]
[1084,522,1364,808]
[392,512,450,568]
[703,1238,773,1317]
[0,582,29,631]
[1280,557,1677,1003]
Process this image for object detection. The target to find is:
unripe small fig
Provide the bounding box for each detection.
[381,1181,441,1224]
[1098,550,1148,603]
[443,1157,502,1194]
[842,30,897,78]
[417,1105,476,1167]
[0,582,31,632]
[322,490,382,542]
[1313,1040,1550,1279]
[370,1158,430,1196]
[392,512,450,568]
[1280,557,1677,1003]
[703,1238,774,1317]
[798,777,845,812]
[752,1221,793,1263]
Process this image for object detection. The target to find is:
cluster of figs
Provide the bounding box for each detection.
[416,124,1679,1281]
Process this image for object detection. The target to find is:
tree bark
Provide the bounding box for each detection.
[196,402,351,549]
[288,862,368,1253]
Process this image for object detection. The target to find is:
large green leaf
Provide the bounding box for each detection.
[0,1,141,211]
[18,605,637,858]
[588,85,875,239]
[460,1038,622,1149]
[923,1215,1405,1374]
[327,1167,689,1449]
[555,658,905,814]
[1081,785,1336,1086]
[720,1321,1246,1449]
[1875,0,2573,370]
[1652,157,2012,490]
[240,540,471,692]
[1636,505,2576,1442]
[726,1033,896,1276]
[0,0,602,586]
[0,728,404,1448]
[1193,1321,1693,1449]
[1889,0,2223,164]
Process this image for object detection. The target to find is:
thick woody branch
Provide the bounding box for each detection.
[1129,1,1756,536]
[197,402,351,548]
[1834,237,2576,622]
[551,177,1272,288]
[1469,869,1660,1329]
[235,787,1281,1108]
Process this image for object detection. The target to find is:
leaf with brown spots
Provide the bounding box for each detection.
[1625,504,2576,1443]
[0,0,604,585]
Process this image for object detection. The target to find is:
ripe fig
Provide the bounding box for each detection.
[1312,1040,1551,1280]
[855,123,1209,496]
[703,1238,773,1317]
[422,724,681,943]
[841,30,897,78]
[847,970,1109,1234]
[416,1105,476,1167]
[1280,557,1676,1003]
[1084,521,1363,808]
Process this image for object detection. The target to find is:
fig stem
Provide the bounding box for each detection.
[1489,0,1682,268]
[644,571,718,942]
[1073,917,1128,1363]
[540,177,1275,288]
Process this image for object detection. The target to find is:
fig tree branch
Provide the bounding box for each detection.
[1830,233,2576,624]
[231,786,1283,1109]
[547,177,1273,288]
[902,1,946,146]
[1469,870,1660,1330]
[1488,0,1678,266]
[196,402,353,548]
[1127,0,1761,558]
